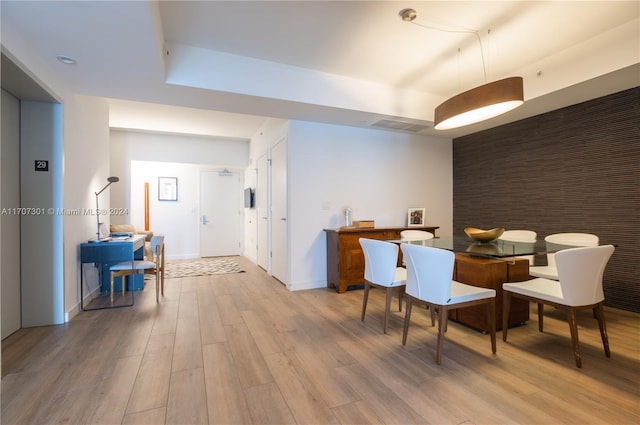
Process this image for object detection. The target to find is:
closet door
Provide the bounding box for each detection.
[256,154,269,271]
[270,138,287,284]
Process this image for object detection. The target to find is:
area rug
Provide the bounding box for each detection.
[162,257,245,279]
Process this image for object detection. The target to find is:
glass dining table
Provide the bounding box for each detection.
[389,235,610,262]
[387,236,545,260]
[387,236,543,332]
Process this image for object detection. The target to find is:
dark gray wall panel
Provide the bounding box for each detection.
[453,87,639,312]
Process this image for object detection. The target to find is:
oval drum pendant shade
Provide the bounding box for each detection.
[434,77,524,130]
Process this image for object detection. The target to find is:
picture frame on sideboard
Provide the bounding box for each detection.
[407,207,425,227]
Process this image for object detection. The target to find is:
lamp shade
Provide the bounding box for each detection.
[434,77,524,130]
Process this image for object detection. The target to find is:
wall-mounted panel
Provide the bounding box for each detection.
[453,87,639,312]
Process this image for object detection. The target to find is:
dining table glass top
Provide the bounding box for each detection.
[388,236,547,259]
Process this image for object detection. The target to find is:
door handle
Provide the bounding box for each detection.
[202,215,209,225]
[281,218,287,221]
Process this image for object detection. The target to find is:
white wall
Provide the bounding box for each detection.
[62,95,111,319]
[287,121,453,291]
[246,119,453,291]
[110,130,250,259]
[129,161,201,260]
[243,163,257,263]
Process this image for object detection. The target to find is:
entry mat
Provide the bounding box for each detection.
[162,257,245,279]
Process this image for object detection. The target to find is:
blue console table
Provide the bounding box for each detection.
[80,234,146,310]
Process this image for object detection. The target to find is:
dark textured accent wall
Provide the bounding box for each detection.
[453,87,639,312]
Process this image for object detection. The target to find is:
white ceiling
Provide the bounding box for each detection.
[2,1,638,139]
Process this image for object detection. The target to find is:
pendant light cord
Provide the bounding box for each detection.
[409,21,487,82]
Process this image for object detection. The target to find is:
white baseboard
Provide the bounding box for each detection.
[287,280,326,292]
[66,284,101,322]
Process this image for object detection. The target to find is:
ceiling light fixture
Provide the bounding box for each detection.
[399,8,524,130]
[56,55,76,65]
[434,77,523,130]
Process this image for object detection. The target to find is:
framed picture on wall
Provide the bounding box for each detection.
[407,207,425,227]
[158,177,178,201]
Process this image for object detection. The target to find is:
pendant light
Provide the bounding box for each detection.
[399,8,524,130]
[434,77,523,130]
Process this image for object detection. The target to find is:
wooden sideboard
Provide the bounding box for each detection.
[324,226,439,293]
[452,253,530,332]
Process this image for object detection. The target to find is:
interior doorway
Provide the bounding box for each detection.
[1,89,21,339]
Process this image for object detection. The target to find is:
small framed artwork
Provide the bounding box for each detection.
[158,177,178,201]
[407,208,426,227]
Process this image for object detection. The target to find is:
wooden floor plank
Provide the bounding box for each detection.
[202,342,253,425]
[166,367,208,425]
[197,277,227,345]
[264,351,340,424]
[224,322,273,388]
[88,354,144,424]
[331,400,385,425]
[122,407,167,425]
[243,382,296,425]
[125,332,174,415]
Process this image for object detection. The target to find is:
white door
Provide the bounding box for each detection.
[200,170,243,257]
[256,154,270,271]
[271,139,287,284]
[1,89,22,338]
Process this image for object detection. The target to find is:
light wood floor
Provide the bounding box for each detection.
[2,256,639,424]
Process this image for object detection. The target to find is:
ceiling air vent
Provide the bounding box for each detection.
[370,119,430,133]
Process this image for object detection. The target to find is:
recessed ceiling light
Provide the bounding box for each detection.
[56,55,76,65]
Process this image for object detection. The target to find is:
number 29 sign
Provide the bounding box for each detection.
[35,160,49,171]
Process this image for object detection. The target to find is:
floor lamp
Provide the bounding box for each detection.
[94,176,119,241]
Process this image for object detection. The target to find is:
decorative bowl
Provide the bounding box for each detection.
[464,227,505,243]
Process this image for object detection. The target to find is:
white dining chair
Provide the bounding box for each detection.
[498,229,537,265]
[400,243,497,364]
[400,230,434,241]
[499,230,537,243]
[359,238,407,334]
[503,244,614,368]
[529,233,599,280]
[110,235,165,303]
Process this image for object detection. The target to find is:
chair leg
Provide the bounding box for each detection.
[361,282,371,322]
[435,306,448,365]
[430,305,435,327]
[383,287,393,334]
[537,303,544,332]
[160,244,165,296]
[594,303,611,358]
[156,269,160,303]
[488,298,496,354]
[567,307,582,368]
[402,298,413,345]
[110,272,115,304]
[398,286,404,312]
[502,291,511,341]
